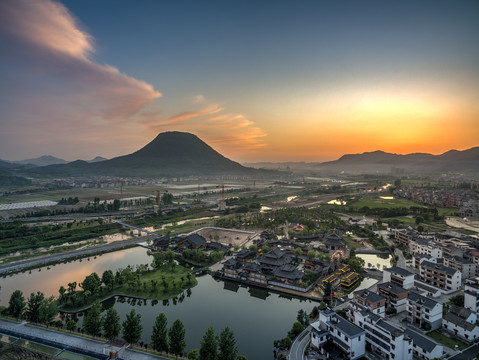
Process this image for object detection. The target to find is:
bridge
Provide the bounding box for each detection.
[115,221,159,237]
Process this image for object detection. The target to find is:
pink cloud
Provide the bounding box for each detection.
[0,0,161,124]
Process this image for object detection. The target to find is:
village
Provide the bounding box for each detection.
[147,212,479,360]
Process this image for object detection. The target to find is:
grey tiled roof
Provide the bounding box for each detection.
[408,292,439,310]
[421,260,458,275]
[386,266,414,277]
[405,329,441,353]
[328,315,365,338]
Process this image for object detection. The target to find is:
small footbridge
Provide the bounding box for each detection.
[115,221,159,237]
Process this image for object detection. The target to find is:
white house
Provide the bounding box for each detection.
[464,278,479,314]
[443,305,479,342]
[350,308,413,360]
[404,328,444,360]
[407,292,442,330]
[383,266,415,289]
[310,308,366,360]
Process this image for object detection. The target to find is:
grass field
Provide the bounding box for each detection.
[427,330,469,350]
[351,195,429,209]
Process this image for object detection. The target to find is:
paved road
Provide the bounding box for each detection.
[0,236,148,275]
[448,343,479,360]
[0,318,167,360]
[395,248,406,268]
[289,325,311,360]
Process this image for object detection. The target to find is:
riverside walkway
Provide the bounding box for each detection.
[0,319,168,360]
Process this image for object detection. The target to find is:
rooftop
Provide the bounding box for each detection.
[404,328,441,353]
[385,266,414,277]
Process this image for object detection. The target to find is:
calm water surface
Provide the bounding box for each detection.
[1,247,316,359]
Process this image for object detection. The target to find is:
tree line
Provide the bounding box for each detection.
[5,291,247,360]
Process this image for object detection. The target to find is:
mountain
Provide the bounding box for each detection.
[87,156,108,163]
[316,147,479,175]
[28,131,261,177]
[14,155,67,166]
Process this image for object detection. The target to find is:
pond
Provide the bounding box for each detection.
[1,247,316,360]
[356,253,392,270]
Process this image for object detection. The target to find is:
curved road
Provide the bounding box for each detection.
[0,236,149,275]
[289,325,311,360]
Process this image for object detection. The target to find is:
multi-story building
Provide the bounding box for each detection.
[350,308,413,360]
[465,250,479,276]
[352,289,386,317]
[443,305,479,342]
[464,278,479,314]
[443,256,476,279]
[383,267,415,290]
[416,258,461,293]
[377,282,409,313]
[408,238,442,258]
[404,328,444,360]
[310,308,366,360]
[406,292,442,330]
[395,229,418,247]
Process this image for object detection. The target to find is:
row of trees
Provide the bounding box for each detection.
[7,290,57,325]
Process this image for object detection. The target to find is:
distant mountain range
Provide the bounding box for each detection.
[316,147,479,174]
[2,135,478,178]
[23,131,260,177]
[245,147,479,175]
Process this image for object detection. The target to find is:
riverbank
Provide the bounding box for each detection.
[0,237,147,276]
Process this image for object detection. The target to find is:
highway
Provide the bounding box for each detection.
[0,236,148,275]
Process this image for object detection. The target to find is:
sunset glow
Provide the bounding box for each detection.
[0,0,478,163]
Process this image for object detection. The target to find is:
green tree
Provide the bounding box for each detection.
[81,272,101,293]
[102,270,115,290]
[346,256,365,273]
[25,291,45,323]
[83,301,102,336]
[38,296,57,325]
[66,319,77,332]
[151,313,169,353]
[289,321,304,338]
[169,319,186,359]
[188,349,199,359]
[307,250,316,259]
[199,326,217,360]
[102,307,121,343]
[297,309,307,326]
[248,244,257,252]
[218,327,238,360]
[122,309,143,345]
[162,192,174,204]
[8,290,25,319]
[415,216,424,225]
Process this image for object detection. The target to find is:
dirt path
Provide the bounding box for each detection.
[445,217,479,232]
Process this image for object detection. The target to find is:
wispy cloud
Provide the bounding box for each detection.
[0,0,162,159]
[0,0,266,160]
[143,104,267,154]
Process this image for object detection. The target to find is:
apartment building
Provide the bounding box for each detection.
[350,308,413,360]
[406,292,442,330]
[352,289,386,317]
[377,282,409,313]
[310,308,366,360]
[443,256,476,279]
[464,278,479,314]
[416,258,461,293]
[383,267,415,290]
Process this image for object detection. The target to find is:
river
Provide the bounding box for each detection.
[0,247,315,359]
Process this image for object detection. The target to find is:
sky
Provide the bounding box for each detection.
[0,0,478,163]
